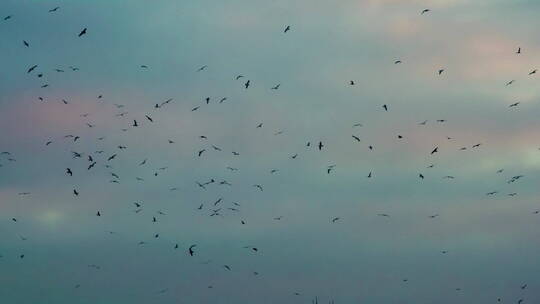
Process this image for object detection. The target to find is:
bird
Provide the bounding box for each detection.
[244,80,250,89]
[271,84,280,90]
[350,80,355,85]
[284,25,291,33]
[438,69,445,75]
[394,60,402,64]
[431,147,438,154]
[382,104,388,111]
[421,9,430,14]
[188,245,196,256]
[3,15,13,21]
[352,135,361,142]
[509,102,520,107]
[197,65,207,72]
[331,217,340,223]
[23,40,29,47]
[27,65,38,73]
[66,168,73,176]
[528,69,537,75]
[516,47,521,54]
[49,7,60,12]
[78,28,87,37]
[318,141,324,150]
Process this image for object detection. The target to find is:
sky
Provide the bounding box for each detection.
[1,0,540,303]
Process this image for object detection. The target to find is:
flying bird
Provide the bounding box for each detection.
[78,28,87,37]
[188,245,197,256]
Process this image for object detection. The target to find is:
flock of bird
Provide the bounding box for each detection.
[1,4,539,304]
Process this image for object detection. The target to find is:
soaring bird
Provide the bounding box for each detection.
[284,25,291,33]
[27,65,38,73]
[516,47,521,54]
[23,40,29,47]
[188,245,197,256]
[509,102,520,107]
[529,69,537,75]
[197,65,207,72]
[244,80,250,89]
[382,104,388,111]
[271,84,280,90]
[78,28,87,37]
[431,147,438,154]
[438,69,445,75]
[49,7,60,12]
[421,9,430,14]
[66,168,73,176]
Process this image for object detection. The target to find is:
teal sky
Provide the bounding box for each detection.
[1,0,540,303]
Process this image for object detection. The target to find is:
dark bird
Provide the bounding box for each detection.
[419,173,424,179]
[431,147,438,154]
[73,189,79,196]
[78,28,87,37]
[197,65,207,72]
[3,15,13,21]
[331,217,340,223]
[253,184,263,191]
[27,65,38,73]
[318,141,324,150]
[506,80,515,86]
[509,102,520,107]
[244,80,250,89]
[421,9,430,14]
[66,168,73,176]
[49,7,60,12]
[284,25,291,33]
[96,211,101,217]
[271,84,280,90]
[350,80,355,85]
[516,47,521,54]
[352,135,361,142]
[145,115,153,122]
[438,69,445,75]
[382,104,388,111]
[188,245,196,256]
[529,69,537,75]
[133,120,138,127]
[394,60,402,64]
[23,40,29,47]
[107,154,117,161]
[198,149,205,157]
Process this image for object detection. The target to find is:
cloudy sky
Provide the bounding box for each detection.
[1,0,540,303]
